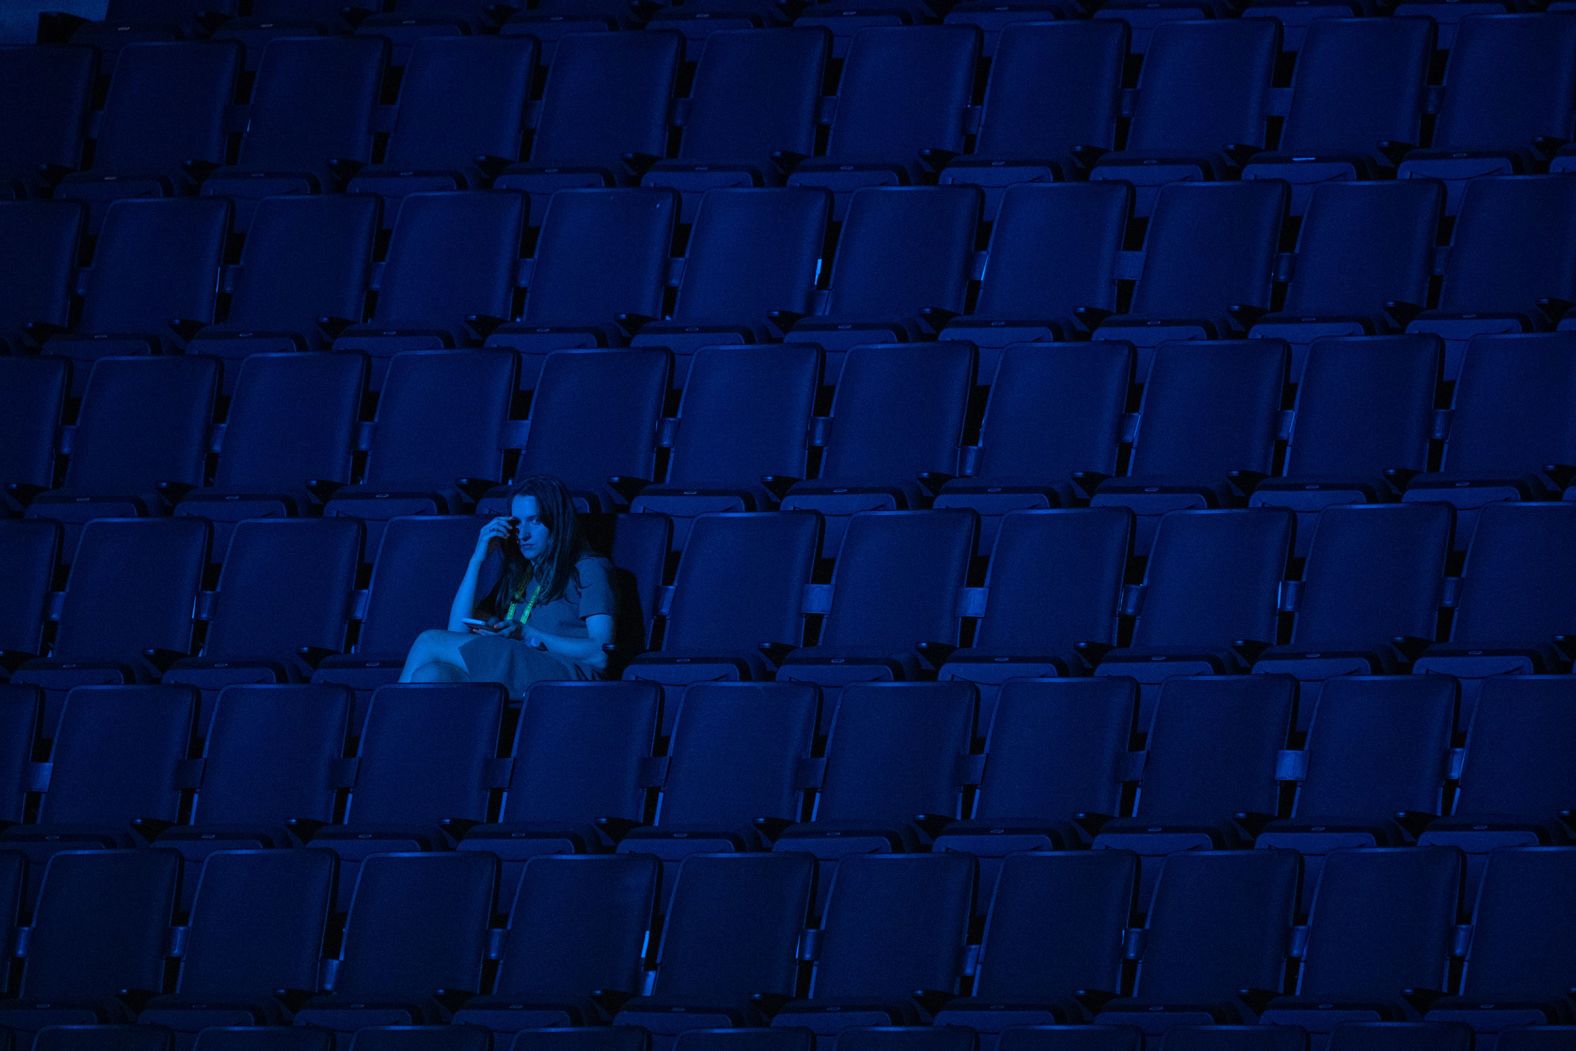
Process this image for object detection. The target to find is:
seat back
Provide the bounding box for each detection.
[1296,676,1456,819]
[530,32,681,168]
[1443,333,1576,475]
[362,348,515,488]
[678,29,826,170]
[1440,177,1576,315]
[0,688,39,824]
[974,509,1131,654]
[1292,504,1450,647]
[0,46,95,175]
[383,36,537,169]
[239,36,387,170]
[358,517,484,657]
[1450,502,1576,646]
[42,685,195,824]
[1461,847,1576,1000]
[195,684,350,825]
[91,41,239,172]
[1284,334,1439,477]
[215,351,366,491]
[819,342,974,483]
[224,195,379,334]
[1130,340,1287,480]
[974,22,1125,159]
[665,343,820,489]
[1137,676,1294,820]
[1454,676,1576,818]
[1126,20,1279,152]
[0,201,83,336]
[348,683,502,824]
[816,682,974,824]
[1131,509,1292,649]
[0,357,68,491]
[1131,182,1286,318]
[820,510,976,651]
[825,26,978,162]
[372,191,525,330]
[1283,181,1440,316]
[0,521,60,656]
[973,342,1130,481]
[52,518,208,663]
[1433,14,1576,150]
[824,188,979,320]
[1278,18,1431,153]
[63,356,218,493]
[974,184,1129,324]
[78,198,230,334]
[663,512,819,654]
[673,188,829,327]
[522,189,676,326]
[501,681,658,825]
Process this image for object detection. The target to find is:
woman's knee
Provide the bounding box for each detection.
[408,660,466,684]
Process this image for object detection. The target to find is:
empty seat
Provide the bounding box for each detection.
[1159,1029,1306,1050]
[1096,851,1298,1037]
[196,1027,335,1051]
[780,344,975,554]
[939,184,1130,365]
[997,1031,1142,1051]
[776,510,976,688]
[54,42,240,222]
[673,1034,809,1051]
[1095,184,1287,366]
[934,678,1135,864]
[939,23,1127,213]
[11,518,209,737]
[1406,178,1576,379]
[836,1031,974,1051]
[1250,184,1441,375]
[1499,1030,1576,1051]
[936,851,1137,1032]
[0,520,60,663]
[785,188,980,364]
[0,45,95,197]
[484,189,677,379]
[34,1027,174,1051]
[1094,509,1293,715]
[1243,19,1433,211]
[642,29,828,212]
[333,191,526,382]
[292,852,498,1032]
[514,1033,650,1051]
[0,202,84,350]
[1256,676,1456,908]
[459,681,659,903]
[200,36,388,225]
[0,688,40,825]
[1403,14,1576,208]
[322,349,515,532]
[1091,21,1280,214]
[43,199,230,396]
[1324,1024,1471,1051]
[347,1028,489,1051]
[629,188,829,361]
[453,854,659,1032]
[0,355,68,513]
[615,853,817,1036]
[348,36,538,212]
[1091,341,1288,551]
[1092,676,1294,898]
[771,681,974,863]
[1260,847,1462,1035]
[495,32,682,223]
[162,518,363,708]
[771,853,976,1038]
[187,196,380,382]
[787,26,979,204]
[0,850,179,1034]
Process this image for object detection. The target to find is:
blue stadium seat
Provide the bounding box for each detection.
[1159,1029,1307,1050]
[1324,1023,1471,1051]
[1249,335,1441,544]
[0,688,40,825]
[1251,504,1451,691]
[935,851,1137,1034]
[194,1025,333,1051]
[1500,1029,1576,1050]
[771,681,974,865]
[616,682,819,873]
[1091,340,1287,551]
[0,358,68,515]
[937,509,1131,698]
[459,681,659,904]
[0,521,59,661]
[43,199,230,396]
[1242,19,1433,212]
[835,1031,974,1051]
[938,23,1127,214]
[614,853,817,1037]
[347,36,537,215]
[484,189,677,382]
[939,185,1130,367]
[1259,847,1462,1037]
[34,1027,175,1051]
[597,511,677,669]
[1092,676,1294,899]
[1405,179,1576,379]
[1095,184,1288,368]
[933,343,1132,543]
[1421,677,1576,899]
[673,1034,808,1051]
[1402,14,1576,210]
[641,28,829,214]
[779,345,975,555]
[53,42,240,224]
[452,854,659,1031]
[332,191,526,384]
[1250,185,1442,376]
[346,1029,489,1051]
[996,1030,1142,1051]
[11,518,209,737]
[213,1,363,68]
[0,201,83,351]
[0,45,95,197]
[175,351,368,548]
[1090,21,1279,214]
[187,196,380,386]
[138,849,336,1034]
[629,188,830,364]
[321,349,515,535]
[1093,509,1293,715]
[292,851,498,1033]
[311,516,482,716]
[495,32,683,223]
[934,679,1135,865]
[516,1032,650,1051]
[785,189,980,367]
[775,510,976,688]
[770,853,976,1039]
[1096,851,1298,1037]
[0,849,178,1035]
[162,518,364,710]
[1402,334,1576,537]
[1256,676,1456,908]
[629,344,822,541]
[200,36,388,227]
[787,26,979,206]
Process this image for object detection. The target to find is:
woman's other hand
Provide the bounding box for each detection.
[471,517,516,562]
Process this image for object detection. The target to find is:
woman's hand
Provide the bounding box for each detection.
[471,517,517,562]
[470,617,521,639]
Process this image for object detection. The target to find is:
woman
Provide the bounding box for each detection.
[399,475,617,695]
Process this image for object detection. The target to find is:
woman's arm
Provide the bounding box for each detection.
[447,518,513,632]
[522,614,615,669]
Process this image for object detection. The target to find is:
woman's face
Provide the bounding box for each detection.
[509,494,552,562]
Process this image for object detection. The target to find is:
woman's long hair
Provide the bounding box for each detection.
[484,475,586,617]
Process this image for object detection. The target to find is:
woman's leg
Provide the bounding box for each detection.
[399,629,477,683]
[406,660,468,683]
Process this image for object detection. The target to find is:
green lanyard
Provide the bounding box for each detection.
[504,580,542,626]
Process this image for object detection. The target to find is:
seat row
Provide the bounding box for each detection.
[0,836,1574,1048]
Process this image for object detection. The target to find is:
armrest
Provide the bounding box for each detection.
[181,158,219,180]
[284,817,325,843]
[1072,810,1113,837]
[1074,640,1112,671]
[1534,135,1569,159]
[20,321,65,348]
[1393,810,1435,839]
[918,306,957,331]
[1383,466,1417,490]
[1401,987,1447,1013]
[1073,987,1118,1013]
[128,817,173,841]
[592,988,634,1015]
[437,817,478,840]
[316,315,355,342]
[750,992,792,1017]
[464,314,506,343]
